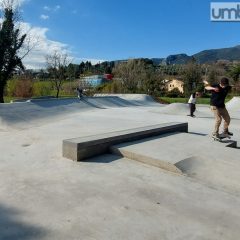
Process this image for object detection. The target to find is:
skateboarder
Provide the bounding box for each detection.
[188,92,197,117]
[76,87,83,99]
[204,77,232,139]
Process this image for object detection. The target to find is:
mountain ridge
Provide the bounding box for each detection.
[152,45,240,65]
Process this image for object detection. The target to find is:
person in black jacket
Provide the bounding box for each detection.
[204,77,232,138]
[76,87,83,99]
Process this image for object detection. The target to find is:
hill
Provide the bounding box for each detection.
[193,45,240,63]
[149,45,240,65]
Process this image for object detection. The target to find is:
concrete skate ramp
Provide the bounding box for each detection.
[155,103,210,117]
[0,95,159,130]
[160,103,188,114]
[176,154,240,195]
[94,94,159,106]
[226,97,240,111]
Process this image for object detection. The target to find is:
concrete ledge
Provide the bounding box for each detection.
[110,144,183,174]
[62,122,188,161]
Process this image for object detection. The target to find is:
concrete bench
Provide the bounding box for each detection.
[62,122,188,161]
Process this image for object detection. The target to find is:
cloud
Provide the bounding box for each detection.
[43,4,60,12]
[18,22,69,69]
[0,0,28,9]
[0,17,105,69]
[40,14,49,20]
[43,5,50,11]
[1,7,104,69]
[54,5,60,11]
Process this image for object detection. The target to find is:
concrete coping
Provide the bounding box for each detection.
[63,122,188,161]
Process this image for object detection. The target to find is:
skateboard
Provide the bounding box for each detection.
[212,134,231,142]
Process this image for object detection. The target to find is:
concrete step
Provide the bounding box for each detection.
[110,132,240,195]
[110,132,237,172]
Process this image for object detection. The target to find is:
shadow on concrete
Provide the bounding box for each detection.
[196,116,240,121]
[188,132,208,136]
[100,96,141,107]
[0,203,47,240]
[31,96,142,109]
[80,98,106,109]
[218,139,237,145]
[90,96,142,107]
[32,98,78,108]
[84,154,122,163]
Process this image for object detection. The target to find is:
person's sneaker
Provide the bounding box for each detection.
[221,131,233,136]
[219,132,231,139]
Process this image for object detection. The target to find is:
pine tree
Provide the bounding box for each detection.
[0,6,26,102]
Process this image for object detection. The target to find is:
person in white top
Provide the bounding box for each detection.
[188,92,197,117]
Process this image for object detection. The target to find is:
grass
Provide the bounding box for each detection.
[3,96,19,103]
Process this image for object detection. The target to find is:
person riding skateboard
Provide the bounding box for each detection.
[204,77,232,139]
[76,87,83,99]
[188,92,198,117]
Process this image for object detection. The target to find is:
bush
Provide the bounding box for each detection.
[96,81,122,93]
[165,88,184,98]
[62,81,79,95]
[6,78,18,97]
[32,81,52,96]
[15,77,33,98]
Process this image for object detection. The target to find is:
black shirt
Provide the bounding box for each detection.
[210,84,231,108]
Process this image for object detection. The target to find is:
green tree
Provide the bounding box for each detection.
[229,64,240,82]
[66,63,80,80]
[0,3,26,102]
[79,61,86,75]
[143,66,164,96]
[85,61,92,74]
[113,59,147,93]
[183,60,202,97]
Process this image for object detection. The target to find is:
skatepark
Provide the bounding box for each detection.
[0,94,240,239]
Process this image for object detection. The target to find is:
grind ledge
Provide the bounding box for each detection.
[62,122,188,161]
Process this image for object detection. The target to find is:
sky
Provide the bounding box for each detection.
[1,0,240,69]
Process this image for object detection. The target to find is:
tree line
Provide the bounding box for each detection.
[1,1,240,102]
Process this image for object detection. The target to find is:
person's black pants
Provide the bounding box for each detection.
[189,103,196,116]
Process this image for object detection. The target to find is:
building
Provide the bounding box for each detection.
[79,74,113,87]
[164,79,184,93]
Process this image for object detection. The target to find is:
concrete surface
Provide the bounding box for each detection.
[63,122,188,161]
[111,132,240,195]
[110,132,237,174]
[0,94,240,240]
